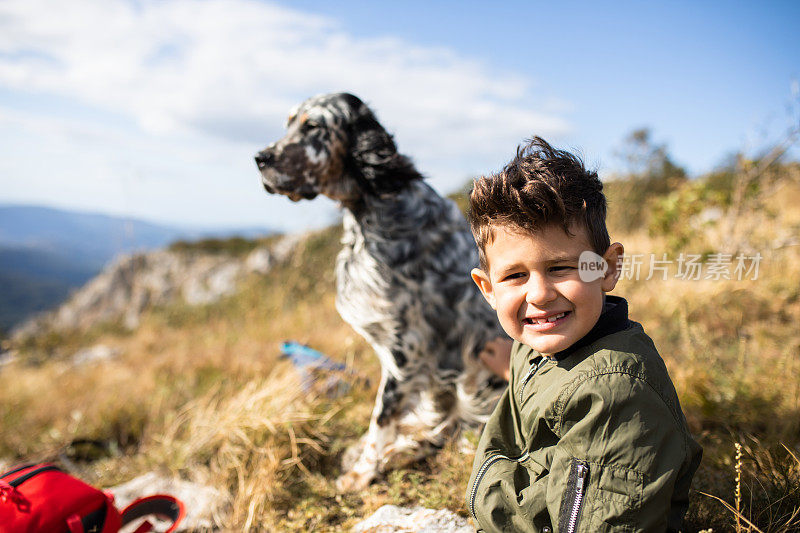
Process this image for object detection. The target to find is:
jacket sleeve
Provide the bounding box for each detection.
[545,370,692,532]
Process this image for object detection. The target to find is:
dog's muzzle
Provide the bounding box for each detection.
[255,150,277,193]
[254,150,275,171]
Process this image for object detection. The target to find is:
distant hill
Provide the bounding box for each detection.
[0,204,275,333]
[0,246,98,334]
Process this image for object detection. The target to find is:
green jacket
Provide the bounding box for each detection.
[466,297,701,533]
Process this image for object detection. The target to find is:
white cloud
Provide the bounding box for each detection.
[0,103,338,230]
[0,0,572,227]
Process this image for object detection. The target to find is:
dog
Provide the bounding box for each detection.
[255,93,507,491]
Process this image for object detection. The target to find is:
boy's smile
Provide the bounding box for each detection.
[523,311,570,330]
[472,223,623,356]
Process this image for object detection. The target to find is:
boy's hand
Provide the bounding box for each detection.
[479,336,513,381]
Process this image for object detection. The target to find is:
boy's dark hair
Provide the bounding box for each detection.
[468,136,610,270]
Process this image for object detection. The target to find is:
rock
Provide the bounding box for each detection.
[110,472,229,532]
[72,344,120,366]
[0,349,15,368]
[182,259,242,305]
[270,233,304,264]
[245,247,273,274]
[352,505,473,533]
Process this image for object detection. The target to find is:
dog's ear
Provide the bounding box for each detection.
[345,99,422,195]
[352,111,397,167]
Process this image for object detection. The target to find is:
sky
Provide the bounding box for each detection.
[1,0,798,232]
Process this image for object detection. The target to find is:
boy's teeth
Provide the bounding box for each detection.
[529,312,567,325]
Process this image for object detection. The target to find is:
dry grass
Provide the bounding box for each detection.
[608,178,800,532]
[2,178,800,530]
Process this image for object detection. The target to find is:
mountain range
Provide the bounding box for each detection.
[0,204,274,333]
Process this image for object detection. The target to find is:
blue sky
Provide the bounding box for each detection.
[1,0,798,231]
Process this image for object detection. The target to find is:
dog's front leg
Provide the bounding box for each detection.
[336,372,400,492]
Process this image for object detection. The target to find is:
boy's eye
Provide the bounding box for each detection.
[550,266,576,273]
[502,272,525,281]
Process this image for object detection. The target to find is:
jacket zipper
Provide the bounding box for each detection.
[518,357,547,403]
[468,451,529,521]
[565,462,589,533]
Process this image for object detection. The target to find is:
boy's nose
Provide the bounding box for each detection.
[524,275,557,306]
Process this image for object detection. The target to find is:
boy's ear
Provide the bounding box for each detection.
[471,268,496,310]
[601,242,624,292]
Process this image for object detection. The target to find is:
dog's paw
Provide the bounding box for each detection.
[379,439,426,471]
[335,470,375,493]
[340,436,367,472]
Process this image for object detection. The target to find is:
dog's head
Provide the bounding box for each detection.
[255,93,420,205]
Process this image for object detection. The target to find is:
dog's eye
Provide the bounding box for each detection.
[302,120,321,131]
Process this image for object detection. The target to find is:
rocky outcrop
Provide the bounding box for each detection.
[10,234,301,342]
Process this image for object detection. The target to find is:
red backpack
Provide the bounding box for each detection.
[0,463,185,533]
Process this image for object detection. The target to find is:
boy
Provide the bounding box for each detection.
[466,137,701,532]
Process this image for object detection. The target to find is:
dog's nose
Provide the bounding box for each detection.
[255,151,275,170]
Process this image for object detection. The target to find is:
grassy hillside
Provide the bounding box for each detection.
[2,164,799,531]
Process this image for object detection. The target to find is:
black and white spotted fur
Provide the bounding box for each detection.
[255,93,507,490]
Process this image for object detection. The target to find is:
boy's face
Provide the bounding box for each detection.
[471,223,623,357]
